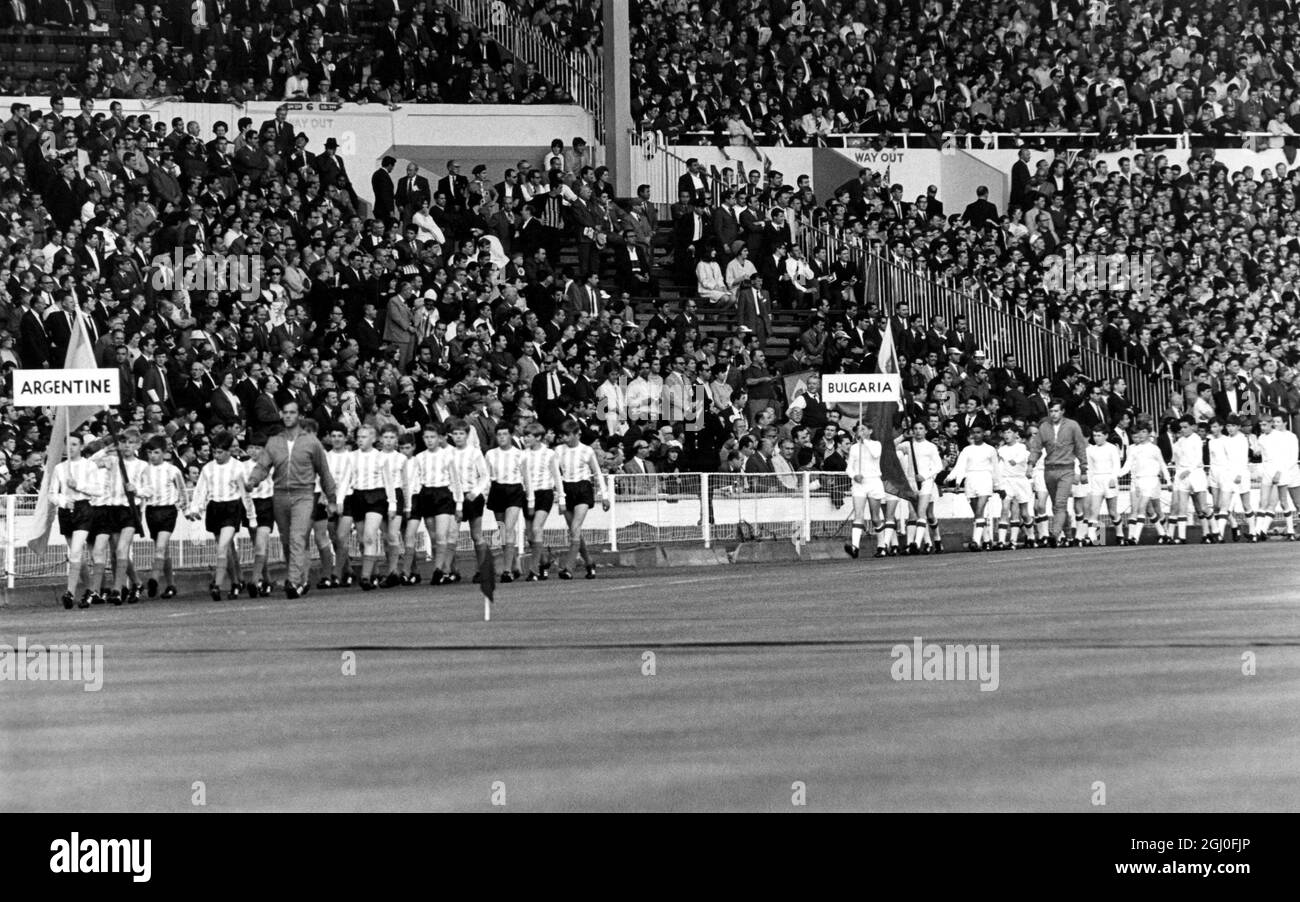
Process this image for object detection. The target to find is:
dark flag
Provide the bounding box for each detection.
[864,325,918,504]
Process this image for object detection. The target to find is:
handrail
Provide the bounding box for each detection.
[444,0,605,139]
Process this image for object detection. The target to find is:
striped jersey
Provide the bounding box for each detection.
[328,448,354,505]
[51,458,101,506]
[142,461,186,506]
[89,450,148,506]
[485,446,526,485]
[523,445,560,492]
[403,455,421,506]
[345,448,398,507]
[243,457,275,499]
[380,449,407,495]
[189,458,254,517]
[451,445,490,499]
[412,446,457,493]
[556,442,601,485]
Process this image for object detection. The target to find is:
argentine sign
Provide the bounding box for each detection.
[823,374,901,404]
[14,369,120,407]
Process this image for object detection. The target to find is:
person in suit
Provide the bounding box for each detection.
[990,352,1031,396]
[394,161,432,224]
[614,229,656,296]
[945,316,978,362]
[565,272,603,319]
[18,296,51,368]
[1073,382,1112,434]
[138,348,176,415]
[1009,147,1034,209]
[531,356,572,428]
[436,159,468,211]
[260,105,296,156]
[961,185,999,231]
[354,303,383,361]
[736,274,773,350]
[371,155,397,222]
[208,371,244,429]
[251,376,282,433]
[44,293,80,368]
[677,157,709,203]
[383,282,416,369]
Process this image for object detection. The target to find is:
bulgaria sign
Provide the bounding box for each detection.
[823,374,901,404]
[14,369,120,407]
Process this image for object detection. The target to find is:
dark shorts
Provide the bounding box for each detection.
[248,497,274,534]
[530,490,555,515]
[563,480,595,510]
[58,499,92,538]
[145,505,178,538]
[312,494,335,523]
[417,486,456,519]
[487,482,526,514]
[461,494,486,522]
[90,504,135,539]
[392,488,405,521]
[348,488,389,519]
[205,499,245,536]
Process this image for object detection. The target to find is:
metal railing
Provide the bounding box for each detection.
[867,254,1175,420]
[445,0,604,138]
[668,129,1195,150]
[6,467,1292,582]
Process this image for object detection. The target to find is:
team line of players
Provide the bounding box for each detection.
[48,418,611,607]
[841,414,1300,556]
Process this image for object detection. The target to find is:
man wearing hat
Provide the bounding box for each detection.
[314,136,349,193]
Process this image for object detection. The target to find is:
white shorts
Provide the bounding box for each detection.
[1279,464,1300,489]
[1130,475,1161,499]
[852,477,885,501]
[1088,474,1119,500]
[916,479,937,501]
[1032,470,1047,495]
[1001,476,1033,505]
[1214,468,1249,494]
[1071,478,1089,499]
[964,472,994,498]
[1175,467,1209,495]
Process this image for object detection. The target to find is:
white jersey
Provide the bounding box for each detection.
[451,445,490,499]
[1123,442,1166,480]
[1171,434,1206,471]
[1208,433,1249,471]
[1258,429,1298,474]
[950,443,1000,485]
[847,440,882,480]
[898,437,943,484]
[998,442,1032,481]
[486,446,527,485]
[1085,442,1122,478]
[243,457,274,499]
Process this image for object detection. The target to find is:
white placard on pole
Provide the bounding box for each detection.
[13,369,121,407]
[822,374,901,404]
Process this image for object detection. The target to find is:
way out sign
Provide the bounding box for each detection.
[14,369,120,407]
[823,374,901,404]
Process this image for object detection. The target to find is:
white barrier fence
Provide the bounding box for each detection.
[2,467,1291,583]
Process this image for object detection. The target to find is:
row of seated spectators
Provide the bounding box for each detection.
[0,0,571,105]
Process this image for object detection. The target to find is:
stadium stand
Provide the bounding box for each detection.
[0,0,1298,589]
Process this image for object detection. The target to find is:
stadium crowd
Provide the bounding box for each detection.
[0,0,573,106]
[619,0,1300,148]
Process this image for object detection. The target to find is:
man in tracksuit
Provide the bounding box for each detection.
[1027,398,1089,546]
[245,401,339,598]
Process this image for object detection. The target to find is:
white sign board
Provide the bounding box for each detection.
[14,369,120,407]
[823,374,901,404]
